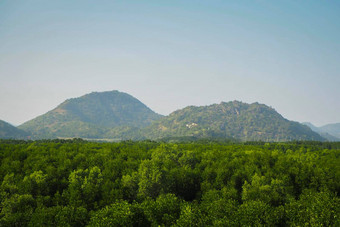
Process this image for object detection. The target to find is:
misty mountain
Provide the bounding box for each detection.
[144,101,324,141]
[0,120,30,139]
[302,122,321,133]
[19,91,162,139]
[319,123,340,139]
[302,122,340,141]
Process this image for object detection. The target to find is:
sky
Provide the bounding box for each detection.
[0,0,339,127]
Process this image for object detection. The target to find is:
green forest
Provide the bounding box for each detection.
[0,139,339,226]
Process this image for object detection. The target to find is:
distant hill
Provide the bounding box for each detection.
[302,122,340,141]
[144,101,324,141]
[319,123,340,139]
[19,91,162,139]
[0,120,30,139]
[302,122,320,132]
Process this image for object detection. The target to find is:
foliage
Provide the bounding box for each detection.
[0,140,339,226]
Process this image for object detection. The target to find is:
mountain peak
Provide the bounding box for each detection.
[19,91,162,139]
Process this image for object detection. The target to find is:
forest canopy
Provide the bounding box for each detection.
[0,139,339,226]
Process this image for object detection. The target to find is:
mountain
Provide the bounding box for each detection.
[319,123,340,139]
[302,122,340,141]
[144,101,324,141]
[302,122,320,132]
[15,91,331,141]
[19,91,162,139]
[0,120,30,139]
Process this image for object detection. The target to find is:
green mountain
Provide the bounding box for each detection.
[144,101,324,141]
[19,91,162,139]
[302,122,340,141]
[0,120,30,139]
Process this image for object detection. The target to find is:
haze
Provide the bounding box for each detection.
[0,0,339,126]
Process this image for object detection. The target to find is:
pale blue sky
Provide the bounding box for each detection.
[0,0,339,126]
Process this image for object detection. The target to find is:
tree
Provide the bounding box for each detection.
[63,167,103,210]
[88,201,149,227]
[285,190,340,226]
[142,193,182,226]
[0,194,36,226]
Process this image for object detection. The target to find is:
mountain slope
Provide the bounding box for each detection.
[144,101,324,141]
[19,91,162,139]
[0,120,30,139]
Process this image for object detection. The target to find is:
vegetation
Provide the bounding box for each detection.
[0,139,339,226]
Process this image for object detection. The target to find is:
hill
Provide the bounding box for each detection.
[144,101,324,141]
[319,123,340,139]
[0,120,30,139]
[302,122,340,141]
[302,122,320,132]
[19,91,162,139]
